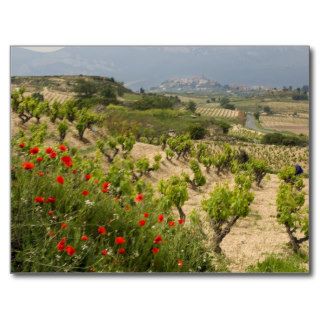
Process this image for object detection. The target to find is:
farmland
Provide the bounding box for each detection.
[10,76,309,273]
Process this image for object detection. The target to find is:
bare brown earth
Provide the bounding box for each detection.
[12,115,309,272]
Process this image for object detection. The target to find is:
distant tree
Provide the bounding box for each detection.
[100,85,117,104]
[187,100,197,113]
[254,112,260,120]
[188,124,206,140]
[74,79,97,98]
[139,87,145,94]
[263,106,272,114]
[31,92,44,102]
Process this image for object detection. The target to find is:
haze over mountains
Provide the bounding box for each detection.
[11,46,309,90]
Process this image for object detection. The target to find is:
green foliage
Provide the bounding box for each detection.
[276,179,308,253]
[188,124,207,140]
[132,94,180,110]
[202,178,254,253]
[262,132,308,147]
[186,100,197,113]
[158,175,188,220]
[74,78,97,98]
[167,134,193,159]
[248,158,269,187]
[63,99,78,123]
[58,121,68,141]
[186,159,206,188]
[165,148,174,161]
[29,123,48,145]
[213,144,234,174]
[246,254,307,273]
[278,165,304,190]
[48,101,64,123]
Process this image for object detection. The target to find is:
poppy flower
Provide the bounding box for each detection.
[85,174,92,181]
[29,147,39,155]
[101,188,109,193]
[37,171,44,177]
[59,145,68,152]
[56,175,64,184]
[118,247,126,254]
[22,162,35,170]
[178,219,185,225]
[81,235,89,241]
[65,245,76,256]
[94,179,99,184]
[144,212,149,218]
[46,196,56,203]
[153,235,162,244]
[36,157,43,163]
[61,223,68,230]
[45,147,54,154]
[101,249,108,256]
[48,210,54,216]
[82,190,89,196]
[158,214,164,223]
[168,221,175,227]
[57,237,67,251]
[138,219,146,227]
[134,193,144,203]
[98,226,107,235]
[49,151,57,159]
[61,156,73,167]
[19,142,26,148]
[34,196,45,203]
[177,259,183,268]
[102,182,110,189]
[115,237,126,245]
[152,247,160,255]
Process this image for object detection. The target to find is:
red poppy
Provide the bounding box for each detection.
[152,247,160,255]
[94,179,99,184]
[158,214,164,222]
[36,157,43,163]
[61,223,68,230]
[56,175,64,184]
[22,162,35,170]
[101,188,109,193]
[29,147,39,155]
[37,171,44,177]
[57,237,67,251]
[102,182,110,189]
[65,245,76,256]
[82,190,89,196]
[115,237,126,245]
[49,151,57,159]
[118,247,126,254]
[48,210,54,216]
[72,169,78,174]
[101,249,108,256]
[61,156,73,167]
[153,235,162,244]
[46,196,56,203]
[98,226,107,235]
[178,259,183,268]
[19,142,26,148]
[168,221,175,227]
[134,193,144,203]
[45,147,54,154]
[59,145,68,152]
[138,219,146,227]
[85,174,92,181]
[34,196,44,203]
[81,235,89,241]
[178,219,185,225]
[144,212,149,218]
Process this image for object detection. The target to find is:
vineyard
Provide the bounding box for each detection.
[10,79,310,273]
[260,114,309,135]
[197,105,240,119]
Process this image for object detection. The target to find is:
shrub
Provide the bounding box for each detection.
[184,159,206,189]
[213,144,234,175]
[188,125,207,140]
[248,159,269,187]
[202,176,254,254]
[158,176,188,220]
[276,182,308,253]
[58,121,68,141]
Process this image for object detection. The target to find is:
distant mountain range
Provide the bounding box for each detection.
[11,46,309,90]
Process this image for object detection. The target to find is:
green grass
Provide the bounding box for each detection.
[246,254,308,273]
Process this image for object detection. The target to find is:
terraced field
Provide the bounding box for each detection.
[197,105,240,119]
[260,114,309,135]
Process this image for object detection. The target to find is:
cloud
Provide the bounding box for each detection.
[22,46,64,53]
